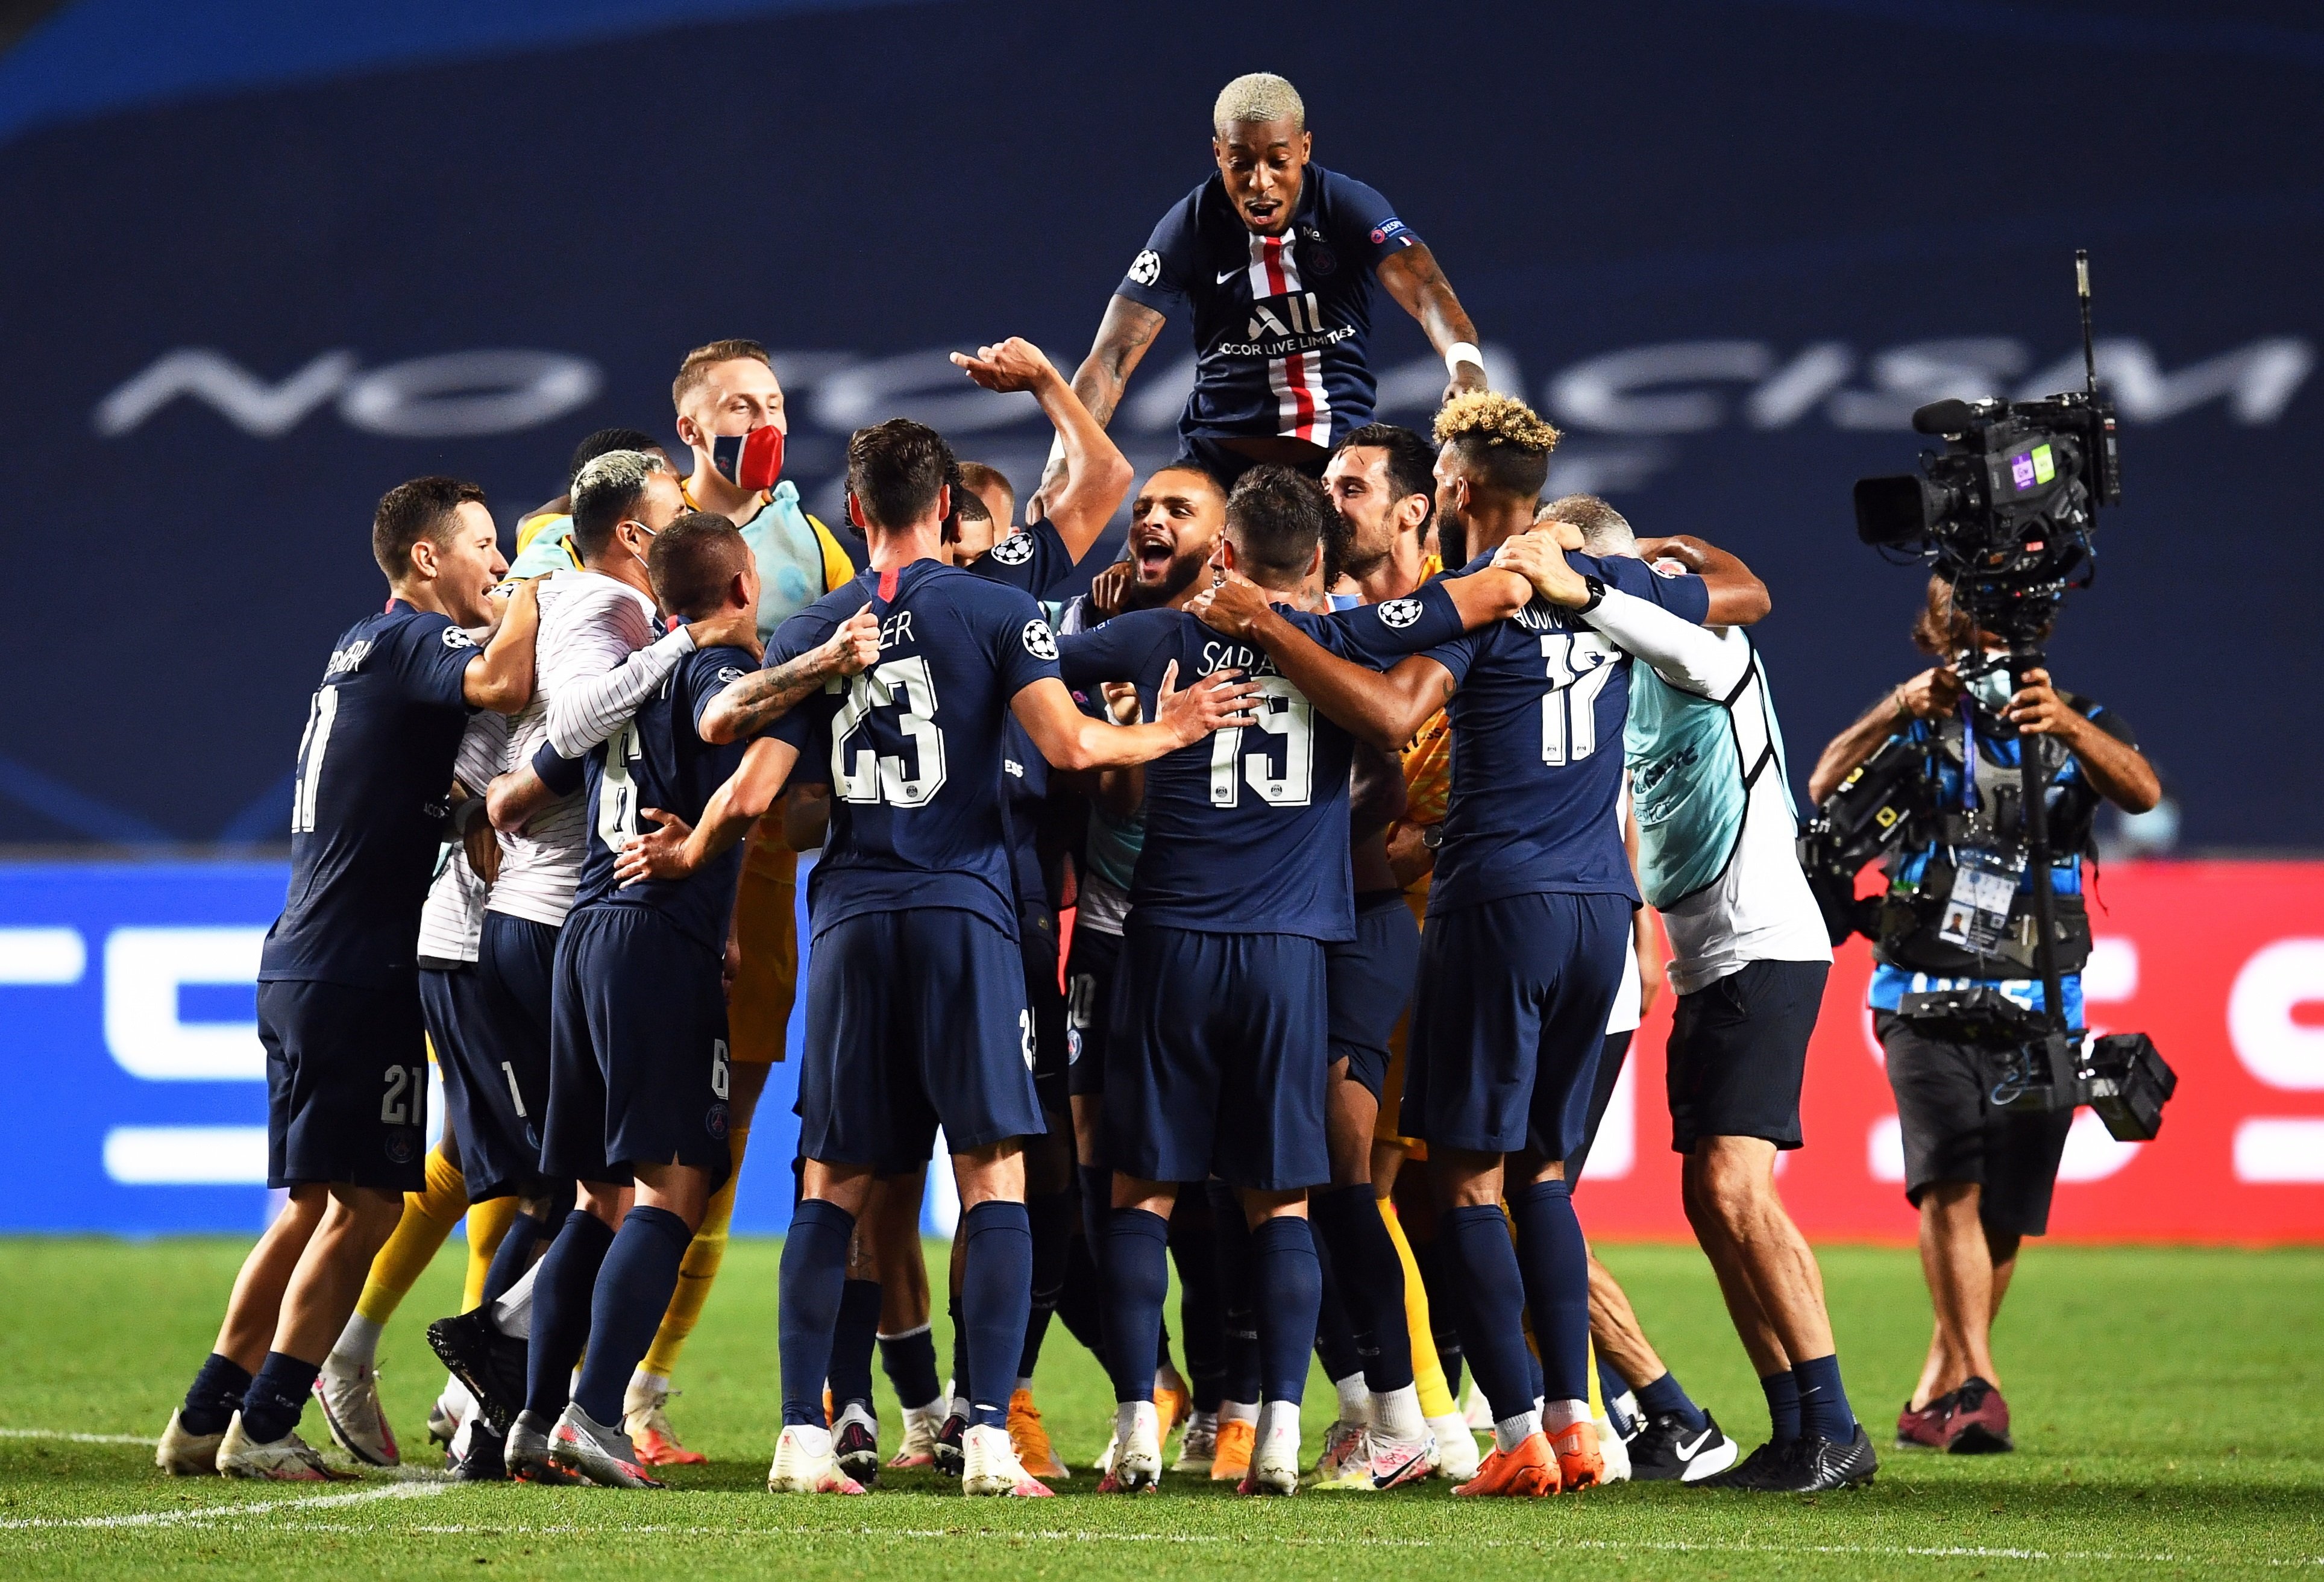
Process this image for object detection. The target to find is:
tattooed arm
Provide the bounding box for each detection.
[697,609,881,745]
[1375,243,1485,404]
[1030,295,1167,523]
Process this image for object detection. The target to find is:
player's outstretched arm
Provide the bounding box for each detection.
[1375,243,1486,405]
[1493,532,1743,696]
[1189,574,1452,751]
[1010,667,1257,771]
[699,611,881,745]
[1633,534,1771,627]
[462,576,542,713]
[613,735,801,887]
[952,338,1132,562]
[1033,296,1167,523]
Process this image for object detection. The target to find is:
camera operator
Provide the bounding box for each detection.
[1807,576,2157,1457]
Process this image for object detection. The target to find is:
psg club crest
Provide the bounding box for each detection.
[384,1131,417,1165]
[1302,240,1337,277]
[705,1101,730,1140]
[711,425,784,492]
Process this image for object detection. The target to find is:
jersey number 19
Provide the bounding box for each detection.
[1210,676,1314,808]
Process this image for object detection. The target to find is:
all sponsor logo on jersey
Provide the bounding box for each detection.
[1378,597,1424,629]
[1221,292,1357,359]
[1128,248,1161,286]
[987,532,1035,565]
[1022,619,1059,661]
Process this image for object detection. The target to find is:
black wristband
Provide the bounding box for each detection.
[1577,574,1607,614]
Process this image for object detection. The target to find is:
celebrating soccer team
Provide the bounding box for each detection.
[156,71,1880,1501]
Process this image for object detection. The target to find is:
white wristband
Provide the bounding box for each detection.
[1046,432,1067,471]
[1444,342,1486,380]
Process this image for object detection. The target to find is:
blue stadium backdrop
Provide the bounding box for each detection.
[0,0,2316,1232]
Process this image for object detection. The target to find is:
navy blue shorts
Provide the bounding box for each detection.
[1327,890,1419,1100]
[541,904,733,1186]
[1020,903,1069,1118]
[799,907,1044,1170]
[260,978,429,1191]
[419,962,485,1189]
[1064,923,1123,1100]
[448,912,559,1197]
[1105,920,1330,1192]
[1175,436,1327,491]
[1402,892,1630,1159]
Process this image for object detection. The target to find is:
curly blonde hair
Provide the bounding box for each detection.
[1434,392,1560,498]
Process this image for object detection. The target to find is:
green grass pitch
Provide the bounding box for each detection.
[1,1236,2317,1580]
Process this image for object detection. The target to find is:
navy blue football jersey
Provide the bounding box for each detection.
[1058,585,1464,939]
[1422,555,1711,917]
[571,644,759,952]
[969,520,1083,909]
[768,560,1064,940]
[1115,165,1421,450]
[260,600,477,987]
[967,519,1078,597]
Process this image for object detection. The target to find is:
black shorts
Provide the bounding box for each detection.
[799,907,1044,1170]
[1327,890,1420,1100]
[454,912,559,1198]
[259,978,429,1192]
[1020,903,1069,1119]
[1666,959,1829,1154]
[1064,922,1123,1100]
[541,904,734,1187]
[1105,919,1330,1191]
[1173,435,1328,491]
[1876,1011,2074,1237]
[1562,1029,1633,1187]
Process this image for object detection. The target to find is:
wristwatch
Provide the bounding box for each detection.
[1421,824,1445,851]
[1577,574,1607,614]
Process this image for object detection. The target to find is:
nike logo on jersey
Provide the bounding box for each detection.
[1673,1426,1716,1461]
[1216,265,1244,284]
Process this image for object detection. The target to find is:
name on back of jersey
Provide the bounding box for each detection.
[325,639,375,678]
[1199,638,1282,679]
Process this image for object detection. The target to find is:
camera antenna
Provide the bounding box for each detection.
[2076,249,2097,397]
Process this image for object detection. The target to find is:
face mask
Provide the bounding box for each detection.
[1968,668,2012,713]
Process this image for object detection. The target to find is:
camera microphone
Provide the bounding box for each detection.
[1911,398,1985,436]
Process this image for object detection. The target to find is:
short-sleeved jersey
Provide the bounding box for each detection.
[260,600,478,987]
[569,644,758,952]
[1114,165,1422,450]
[1421,554,1710,918]
[767,560,1063,941]
[1058,585,1466,940]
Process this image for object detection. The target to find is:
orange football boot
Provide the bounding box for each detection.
[1210,1417,1256,1483]
[1452,1431,1560,1497]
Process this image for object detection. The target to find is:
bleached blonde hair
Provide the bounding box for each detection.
[1213,72,1305,134]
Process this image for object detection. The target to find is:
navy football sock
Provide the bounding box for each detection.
[1101,1208,1169,1403]
[1636,1369,1709,1434]
[238,1351,321,1445]
[1600,1355,1638,1436]
[1168,1188,1226,1410]
[179,1352,251,1437]
[1415,1236,1467,1396]
[878,1325,942,1413]
[1052,1232,1107,1360]
[1792,1353,1858,1442]
[777,1199,855,1427]
[525,1210,615,1419]
[1761,1368,1803,1444]
[1443,1202,1536,1422]
[826,1278,881,1412]
[1509,1178,1591,1402]
[959,1201,1033,1430]
[480,1207,549,1308]
[1250,1215,1322,1405]
[1018,1187,1073,1381]
[572,1206,692,1427]
[1205,1182,1261,1404]
[1311,1184,1413,1393]
[1309,1230,1366,1386]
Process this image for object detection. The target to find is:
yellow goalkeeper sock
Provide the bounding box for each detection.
[641,1125,748,1380]
[460,1196,520,1315]
[354,1144,467,1327]
[1588,1336,1604,1419]
[1379,1198,1456,1421]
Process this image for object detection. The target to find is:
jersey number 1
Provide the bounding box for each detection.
[1209,677,1314,808]
[290,686,340,835]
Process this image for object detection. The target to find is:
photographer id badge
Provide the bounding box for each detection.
[1936,850,2024,955]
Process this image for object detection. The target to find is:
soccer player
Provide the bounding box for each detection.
[158,478,540,1480]
[611,341,859,1463]
[620,418,1254,1498]
[1499,498,1871,1489]
[1070,466,1534,1496]
[509,427,674,576]
[1038,72,1487,512]
[1191,395,1765,1498]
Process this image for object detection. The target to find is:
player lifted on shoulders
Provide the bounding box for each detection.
[1196,395,1767,1498]
[1038,72,1486,510]
[621,420,1255,1498]
[160,479,539,1480]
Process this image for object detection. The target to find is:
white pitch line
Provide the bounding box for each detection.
[0,1480,447,1531]
[0,1427,160,1446]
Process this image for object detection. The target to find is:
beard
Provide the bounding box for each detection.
[1437,516,1468,571]
[1126,551,1205,611]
